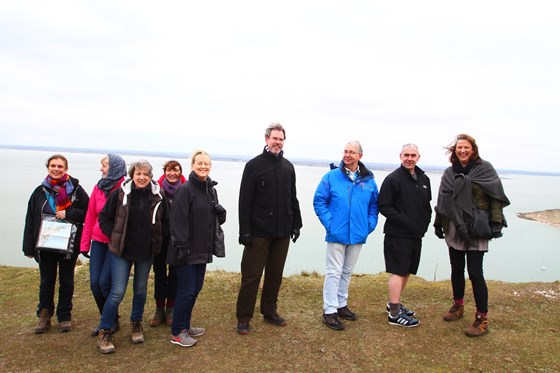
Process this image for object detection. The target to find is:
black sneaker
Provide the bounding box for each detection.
[386,303,416,317]
[237,322,250,335]
[263,314,287,326]
[337,306,357,321]
[323,313,345,331]
[388,312,420,328]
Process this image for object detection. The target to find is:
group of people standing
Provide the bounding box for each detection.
[22,125,509,355]
[23,150,226,354]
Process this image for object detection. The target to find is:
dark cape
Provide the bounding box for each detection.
[435,159,510,243]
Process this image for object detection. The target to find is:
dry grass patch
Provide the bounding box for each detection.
[0,265,558,372]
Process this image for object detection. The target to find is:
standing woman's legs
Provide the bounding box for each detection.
[448,247,466,301]
[185,264,207,329]
[98,254,131,330]
[130,258,153,322]
[466,251,488,313]
[37,252,58,317]
[56,252,78,322]
[172,265,189,336]
[152,249,167,307]
[89,241,111,314]
[167,264,177,307]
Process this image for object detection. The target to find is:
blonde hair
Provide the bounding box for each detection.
[190,150,212,167]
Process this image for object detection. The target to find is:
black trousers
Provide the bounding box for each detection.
[448,247,488,313]
[152,241,177,303]
[37,251,78,322]
[236,237,290,322]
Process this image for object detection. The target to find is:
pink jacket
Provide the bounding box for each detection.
[80,179,124,253]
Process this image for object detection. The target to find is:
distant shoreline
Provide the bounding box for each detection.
[517,209,560,228]
[2,144,560,176]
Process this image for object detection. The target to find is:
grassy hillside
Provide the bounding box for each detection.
[0,263,558,372]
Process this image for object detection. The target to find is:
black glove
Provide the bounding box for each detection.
[291,228,300,243]
[81,252,90,258]
[434,226,444,239]
[214,203,226,215]
[239,234,252,246]
[491,223,503,238]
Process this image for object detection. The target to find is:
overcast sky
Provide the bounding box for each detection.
[2,1,559,172]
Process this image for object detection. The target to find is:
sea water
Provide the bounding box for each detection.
[2,148,559,283]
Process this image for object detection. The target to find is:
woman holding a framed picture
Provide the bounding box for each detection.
[22,153,89,334]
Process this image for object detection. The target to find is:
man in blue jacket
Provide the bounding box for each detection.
[313,141,379,331]
[378,144,432,328]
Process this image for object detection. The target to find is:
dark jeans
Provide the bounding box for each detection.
[37,251,78,322]
[152,242,177,303]
[171,263,206,336]
[449,247,488,313]
[89,241,112,298]
[236,237,290,322]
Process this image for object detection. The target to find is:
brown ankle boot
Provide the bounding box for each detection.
[443,302,464,321]
[34,308,52,334]
[465,312,489,337]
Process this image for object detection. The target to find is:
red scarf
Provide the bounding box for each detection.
[47,174,72,211]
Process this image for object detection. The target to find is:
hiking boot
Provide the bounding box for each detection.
[97,329,115,354]
[443,303,464,321]
[263,314,287,326]
[323,313,345,331]
[337,306,357,321]
[237,322,250,335]
[188,327,206,337]
[388,312,420,328]
[386,303,416,317]
[150,308,165,327]
[131,320,144,344]
[59,320,72,332]
[165,307,174,326]
[465,313,489,337]
[170,330,197,347]
[34,308,51,334]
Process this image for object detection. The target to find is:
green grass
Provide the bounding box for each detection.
[0,263,558,372]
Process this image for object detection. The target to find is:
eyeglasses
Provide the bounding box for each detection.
[343,150,360,155]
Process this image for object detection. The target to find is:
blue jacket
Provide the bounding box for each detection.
[313,161,379,244]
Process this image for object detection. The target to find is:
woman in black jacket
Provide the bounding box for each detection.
[167,150,226,347]
[22,154,89,334]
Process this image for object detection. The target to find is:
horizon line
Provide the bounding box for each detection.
[2,144,559,177]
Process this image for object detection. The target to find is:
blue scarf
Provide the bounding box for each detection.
[97,154,127,196]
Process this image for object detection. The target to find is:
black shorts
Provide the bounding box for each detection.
[383,235,422,276]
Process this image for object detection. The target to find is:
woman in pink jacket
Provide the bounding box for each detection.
[81,154,127,336]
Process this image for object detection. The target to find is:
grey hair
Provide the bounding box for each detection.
[128,159,153,178]
[265,122,286,139]
[401,143,419,153]
[347,141,363,154]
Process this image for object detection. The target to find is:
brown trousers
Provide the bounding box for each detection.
[236,237,290,322]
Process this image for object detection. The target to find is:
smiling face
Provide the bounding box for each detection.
[165,165,182,183]
[265,129,285,155]
[192,153,212,181]
[47,158,68,180]
[455,139,474,166]
[132,166,151,188]
[400,145,420,174]
[342,143,362,172]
